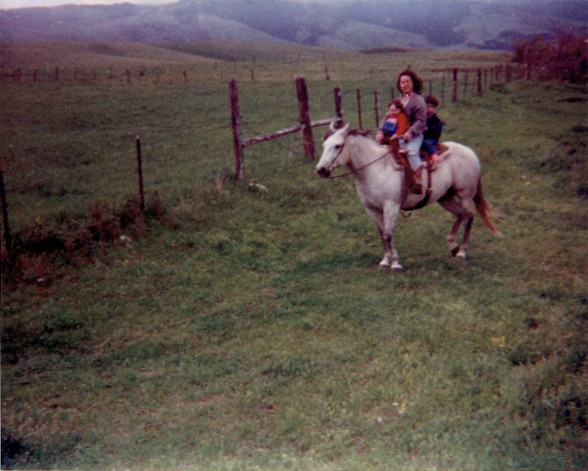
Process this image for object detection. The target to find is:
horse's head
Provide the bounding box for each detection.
[316,122,350,178]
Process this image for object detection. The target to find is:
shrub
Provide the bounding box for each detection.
[1,194,171,288]
[512,32,588,84]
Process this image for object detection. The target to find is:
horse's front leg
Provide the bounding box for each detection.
[364,204,399,271]
[379,232,402,272]
[381,201,402,272]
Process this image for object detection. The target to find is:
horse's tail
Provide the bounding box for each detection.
[474,179,502,236]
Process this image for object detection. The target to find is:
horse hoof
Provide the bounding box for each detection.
[456,251,467,260]
[391,264,404,273]
[451,246,460,257]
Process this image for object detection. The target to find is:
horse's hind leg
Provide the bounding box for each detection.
[448,215,463,256]
[457,214,474,259]
[439,195,474,259]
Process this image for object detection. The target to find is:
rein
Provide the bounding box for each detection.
[328,146,394,179]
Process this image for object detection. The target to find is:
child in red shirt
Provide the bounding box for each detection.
[376,99,410,145]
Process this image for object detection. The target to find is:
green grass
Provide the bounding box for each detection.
[1,44,587,470]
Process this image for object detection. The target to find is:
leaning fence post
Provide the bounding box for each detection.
[0,167,12,254]
[229,79,245,180]
[135,134,145,211]
[296,76,315,160]
[356,89,363,129]
[334,87,343,125]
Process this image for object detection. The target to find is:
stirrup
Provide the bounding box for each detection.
[409,181,422,194]
[409,165,425,194]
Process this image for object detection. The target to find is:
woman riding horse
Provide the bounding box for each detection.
[377,69,428,191]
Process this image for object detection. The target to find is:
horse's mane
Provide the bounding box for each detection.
[349,129,372,137]
[322,127,371,141]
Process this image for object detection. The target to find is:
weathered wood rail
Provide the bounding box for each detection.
[230,77,342,180]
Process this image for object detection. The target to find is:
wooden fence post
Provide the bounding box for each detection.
[135,134,145,211]
[477,68,483,96]
[296,77,315,160]
[229,79,245,180]
[452,67,458,102]
[334,87,343,125]
[374,90,380,129]
[0,167,12,254]
[356,89,363,129]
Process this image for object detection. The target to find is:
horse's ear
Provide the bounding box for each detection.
[325,121,349,141]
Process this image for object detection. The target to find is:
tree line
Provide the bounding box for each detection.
[512,32,587,84]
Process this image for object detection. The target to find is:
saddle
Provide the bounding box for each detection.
[387,141,449,210]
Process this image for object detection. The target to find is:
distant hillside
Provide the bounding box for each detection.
[0,41,219,68]
[0,0,586,51]
[0,40,356,69]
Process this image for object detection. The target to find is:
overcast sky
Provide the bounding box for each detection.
[0,0,520,10]
[0,0,173,8]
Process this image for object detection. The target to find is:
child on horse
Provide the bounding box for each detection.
[421,95,444,162]
[376,99,410,145]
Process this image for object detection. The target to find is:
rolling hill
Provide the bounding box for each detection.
[0,0,586,51]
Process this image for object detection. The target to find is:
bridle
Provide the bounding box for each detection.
[326,141,395,179]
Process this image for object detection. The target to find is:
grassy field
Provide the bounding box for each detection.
[1,42,587,470]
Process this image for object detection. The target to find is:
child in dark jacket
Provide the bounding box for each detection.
[421,95,444,161]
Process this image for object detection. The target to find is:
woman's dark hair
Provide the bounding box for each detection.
[396,68,423,95]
